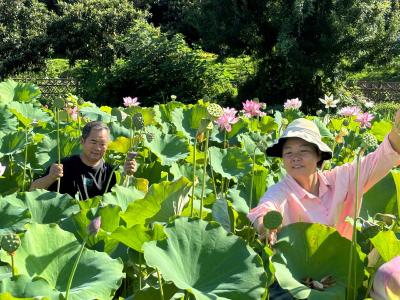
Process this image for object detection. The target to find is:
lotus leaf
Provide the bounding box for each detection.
[8,102,52,128]
[170,106,208,140]
[370,231,400,262]
[0,223,124,300]
[102,185,145,212]
[0,200,30,234]
[272,223,364,300]
[143,217,268,300]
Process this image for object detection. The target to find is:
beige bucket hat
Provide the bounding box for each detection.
[266,118,333,161]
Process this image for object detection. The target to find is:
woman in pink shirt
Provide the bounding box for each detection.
[248,110,400,242]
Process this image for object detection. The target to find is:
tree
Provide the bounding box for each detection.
[0,0,52,77]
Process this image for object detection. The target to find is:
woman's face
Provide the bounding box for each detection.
[282,138,321,180]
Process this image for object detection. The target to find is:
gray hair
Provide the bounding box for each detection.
[81,121,110,140]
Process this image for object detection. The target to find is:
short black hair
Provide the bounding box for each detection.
[81,121,110,140]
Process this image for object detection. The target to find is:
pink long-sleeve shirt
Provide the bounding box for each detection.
[248,135,400,239]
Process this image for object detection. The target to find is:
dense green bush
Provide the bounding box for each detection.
[0,0,53,77]
[71,20,238,107]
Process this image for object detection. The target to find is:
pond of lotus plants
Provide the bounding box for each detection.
[0,79,399,299]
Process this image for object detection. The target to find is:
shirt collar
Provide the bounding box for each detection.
[283,171,331,199]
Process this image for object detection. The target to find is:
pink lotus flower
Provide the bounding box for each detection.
[283,98,302,110]
[0,163,5,176]
[355,112,375,128]
[371,256,400,300]
[123,97,140,107]
[338,106,361,117]
[242,100,266,118]
[66,106,78,121]
[216,107,239,132]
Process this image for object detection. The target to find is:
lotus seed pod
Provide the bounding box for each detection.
[263,210,283,230]
[361,133,378,150]
[145,132,155,143]
[132,113,144,130]
[1,233,21,254]
[206,103,223,119]
[88,216,101,236]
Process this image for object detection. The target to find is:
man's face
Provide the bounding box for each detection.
[80,128,109,165]
[282,137,321,181]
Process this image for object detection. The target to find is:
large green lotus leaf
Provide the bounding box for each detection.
[111,223,166,253]
[208,146,252,181]
[169,163,213,198]
[212,197,232,232]
[143,217,268,300]
[0,80,18,106]
[272,223,364,300]
[170,106,208,140]
[131,282,178,300]
[360,172,398,219]
[258,116,278,134]
[236,133,266,165]
[211,119,248,146]
[0,200,31,234]
[0,131,27,157]
[0,274,58,299]
[144,132,190,166]
[154,102,185,124]
[107,136,131,154]
[371,120,392,142]
[1,223,124,300]
[79,104,116,122]
[102,185,145,212]
[0,106,18,139]
[134,160,169,186]
[13,83,41,103]
[370,231,400,262]
[312,118,333,139]
[8,102,52,128]
[121,177,192,227]
[2,190,79,224]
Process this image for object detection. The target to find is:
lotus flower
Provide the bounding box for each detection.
[123,97,140,107]
[355,112,375,128]
[242,100,266,117]
[283,98,302,110]
[88,216,101,236]
[0,163,5,176]
[319,94,340,108]
[215,107,239,132]
[364,100,375,108]
[371,256,400,300]
[66,106,78,121]
[338,106,361,117]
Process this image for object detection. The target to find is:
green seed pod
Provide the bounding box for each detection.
[1,233,21,254]
[361,133,378,150]
[263,210,283,230]
[342,119,350,126]
[145,132,155,143]
[132,113,144,130]
[207,103,223,119]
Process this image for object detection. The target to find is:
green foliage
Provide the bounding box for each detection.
[48,0,146,67]
[0,0,52,77]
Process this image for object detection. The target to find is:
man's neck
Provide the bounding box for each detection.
[79,154,103,168]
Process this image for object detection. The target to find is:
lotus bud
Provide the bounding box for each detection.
[371,256,400,300]
[145,132,155,143]
[132,113,144,130]
[281,118,289,126]
[206,103,223,120]
[267,109,274,115]
[260,102,267,110]
[170,95,177,101]
[361,133,378,150]
[1,233,21,255]
[263,210,283,230]
[88,216,101,236]
[316,110,323,116]
[127,151,138,161]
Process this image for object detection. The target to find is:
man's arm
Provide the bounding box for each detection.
[29,164,63,191]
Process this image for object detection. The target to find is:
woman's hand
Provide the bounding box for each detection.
[389,110,400,154]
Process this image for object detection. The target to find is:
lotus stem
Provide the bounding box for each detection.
[191,137,197,217]
[248,148,256,210]
[11,254,15,277]
[22,127,28,192]
[65,239,86,300]
[156,268,164,300]
[347,149,363,300]
[199,129,210,218]
[138,252,142,290]
[56,108,61,193]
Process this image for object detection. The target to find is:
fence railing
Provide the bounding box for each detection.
[347,80,400,102]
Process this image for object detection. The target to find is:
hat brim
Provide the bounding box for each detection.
[266,133,332,161]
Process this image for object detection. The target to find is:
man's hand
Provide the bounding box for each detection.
[124,159,137,176]
[48,164,63,181]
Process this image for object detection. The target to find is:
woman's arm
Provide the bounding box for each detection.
[388,110,400,154]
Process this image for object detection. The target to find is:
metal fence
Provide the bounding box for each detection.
[347,80,400,102]
[12,77,80,100]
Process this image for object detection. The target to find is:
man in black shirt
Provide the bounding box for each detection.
[30,121,137,199]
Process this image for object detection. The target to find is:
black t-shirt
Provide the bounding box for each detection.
[47,155,116,200]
